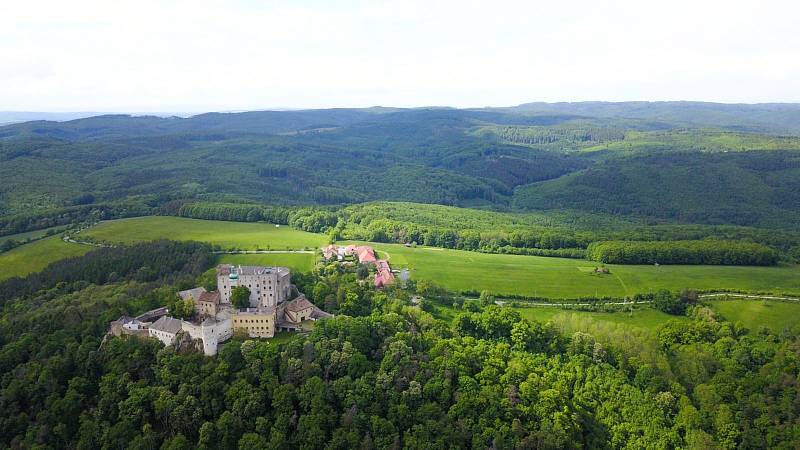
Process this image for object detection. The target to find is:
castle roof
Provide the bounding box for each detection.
[198,291,220,305]
[217,264,290,277]
[150,316,183,334]
[178,287,207,301]
[285,295,315,312]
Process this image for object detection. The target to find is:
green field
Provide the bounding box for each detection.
[513,306,682,330]
[708,300,800,332]
[217,253,316,273]
[0,236,91,281]
[344,242,800,298]
[0,226,67,245]
[82,217,327,250]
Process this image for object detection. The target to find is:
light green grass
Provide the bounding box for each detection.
[0,226,67,245]
[0,236,91,281]
[217,253,316,273]
[343,241,800,298]
[514,306,683,331]
[82,217,327,250]
[708,300,800,332]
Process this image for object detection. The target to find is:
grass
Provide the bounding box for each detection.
[343,241,800,298]
[0,236,91,281]
[514,306,684,331]
[269,331,303,345]
[217,253,316,273]
[708,299,800,332]
[82,216,327,250]
[0,226,67,245]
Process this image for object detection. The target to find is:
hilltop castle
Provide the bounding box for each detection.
[108,264,331,356]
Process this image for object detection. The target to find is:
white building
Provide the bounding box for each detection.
[217,265,291,308]
[148,316,183,345]
[182,316,233,356]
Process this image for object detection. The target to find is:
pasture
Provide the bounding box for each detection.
[81,217,327,250]
[344,242,800,298]
[0,236,91,281]
[513,306,682,330]
[707,299,800,332]
[0,226,67,245]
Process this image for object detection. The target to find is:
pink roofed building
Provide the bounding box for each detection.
[374,260,395,287]
[356,246,377,264]
[322,244,338,260]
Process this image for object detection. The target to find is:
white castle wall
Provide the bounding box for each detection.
[181,318,233,356]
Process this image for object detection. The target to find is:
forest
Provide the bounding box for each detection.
[1,104,800,229]
[586,240,780,266]
[1,242,799,448]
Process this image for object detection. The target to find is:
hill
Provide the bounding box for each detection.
[1,103,800,230]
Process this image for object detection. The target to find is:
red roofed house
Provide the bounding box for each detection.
[322,244,338,260]
[356,246,377,264]
[375,260,395,287]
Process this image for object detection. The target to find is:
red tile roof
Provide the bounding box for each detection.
[356,246,376,263]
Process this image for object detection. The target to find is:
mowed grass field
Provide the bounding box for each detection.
[0,225,66,245]
[82,217,327,250]
[0,236,91,281]
[342,241,800,298]
[217,253,316,273]
[708,300,800,332]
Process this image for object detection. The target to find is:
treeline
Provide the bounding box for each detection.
[339,217,588,252]
[0,240,213,303]
[0,202,153,237]
[587,240,779,265]
[176,202,339,233]
[177,202,294,224]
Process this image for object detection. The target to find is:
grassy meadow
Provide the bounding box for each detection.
[82,216,327,250]
[0,226,67,245]
[513,306,683,330]
[707,299,800,332]
[0,236,91,281]
[343,241,800,298]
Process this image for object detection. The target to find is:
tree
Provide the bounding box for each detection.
[232,286,251,309]
[479,290,495,307]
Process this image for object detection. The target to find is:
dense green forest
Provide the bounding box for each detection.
[586,240,780,266]
[2,103,800,229]
[2,243,800,448]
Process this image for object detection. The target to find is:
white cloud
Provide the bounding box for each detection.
[0,0,798,111]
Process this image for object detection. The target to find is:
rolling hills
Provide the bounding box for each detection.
[2,102,800,231]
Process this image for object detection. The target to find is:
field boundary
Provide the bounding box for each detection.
[212,250,315,254]
[700,293,800,302]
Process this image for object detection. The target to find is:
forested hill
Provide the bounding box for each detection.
[1,103,799,229]
[503,101,800,135]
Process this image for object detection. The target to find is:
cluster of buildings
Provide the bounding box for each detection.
[108,264,331,356]
[322,244,396,287]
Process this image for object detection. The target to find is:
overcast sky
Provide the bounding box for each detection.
[1,0,798,112]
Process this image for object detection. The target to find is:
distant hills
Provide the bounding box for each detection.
[1,102,799,229]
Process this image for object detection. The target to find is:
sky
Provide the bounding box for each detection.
[1,0,799,112]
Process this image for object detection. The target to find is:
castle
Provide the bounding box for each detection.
[108,264,331,356]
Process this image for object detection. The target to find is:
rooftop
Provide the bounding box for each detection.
[198,291,220,305]
[178,287,206,301]
[235,306,276,316]
[217,264,290,277]
[150,316,183,334]
[285,295,316,312]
